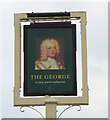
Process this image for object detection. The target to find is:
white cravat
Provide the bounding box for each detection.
[47,57,59,69]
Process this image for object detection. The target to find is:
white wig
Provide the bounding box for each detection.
[40,38,60,61]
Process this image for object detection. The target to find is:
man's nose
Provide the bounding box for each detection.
[51,48,54,51]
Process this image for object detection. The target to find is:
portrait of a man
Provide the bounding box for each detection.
[35,38,65,70]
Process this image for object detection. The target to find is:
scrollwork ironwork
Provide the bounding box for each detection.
[57,105,82,120]
[19,106,45,119]
[20,106,25,112]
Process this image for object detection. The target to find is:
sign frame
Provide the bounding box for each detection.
[14,11,89,106]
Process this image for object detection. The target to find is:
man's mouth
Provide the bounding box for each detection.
[51,52,54,54]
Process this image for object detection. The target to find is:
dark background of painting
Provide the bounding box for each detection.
[24,22,77,96]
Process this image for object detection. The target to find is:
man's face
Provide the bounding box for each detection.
[46,42,57,58]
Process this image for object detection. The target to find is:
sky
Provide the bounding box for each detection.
[0,1,108,119]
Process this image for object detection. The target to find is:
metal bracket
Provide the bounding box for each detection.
[20,106,45,119]
[57,105,82,119]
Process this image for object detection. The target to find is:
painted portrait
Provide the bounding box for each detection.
[35,38,65,70]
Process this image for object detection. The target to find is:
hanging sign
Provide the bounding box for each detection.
[24,22,77,96]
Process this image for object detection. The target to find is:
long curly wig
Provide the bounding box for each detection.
[40,38,60,61]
